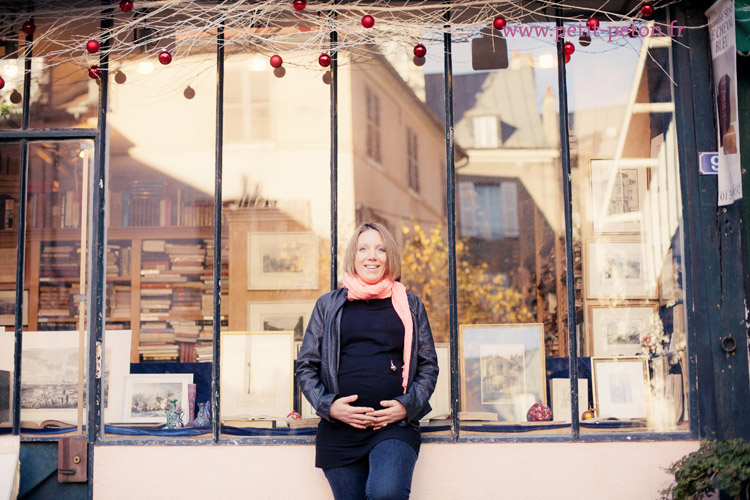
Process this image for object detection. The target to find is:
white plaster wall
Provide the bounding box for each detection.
[94,440,697,500]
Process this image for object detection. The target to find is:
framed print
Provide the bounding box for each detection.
[590,305,658,356]
[550,378,588,423]
[0,330,131,423]
[591,356,650,419]
[0,290,28,326]
[220,331,294,420]
[422,343,450,421]
[590,160,649,234]
[247,233,319,289]
[459,324,546,422]
[122,373,192,425]
[586,241,657,298]
[247,301,316,342]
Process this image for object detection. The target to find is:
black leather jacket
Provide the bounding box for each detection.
[295,287,439,426]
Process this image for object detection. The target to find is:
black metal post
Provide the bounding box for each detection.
[555,15,579,439]
[11,22,33,437]
[443,13,459,442]
[330,25,338,291]
[212,21,225,443]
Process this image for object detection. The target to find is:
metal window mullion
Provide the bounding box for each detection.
[330,23,338,291]
[443,15,459,443]
[11,22,34,437]
[211,21,225,444]
[555,15,580,439]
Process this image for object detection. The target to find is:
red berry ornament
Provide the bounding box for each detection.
[361,15,375,28]
[120,1,134,13]
[158,51,172,65]
[586,17,600,30]
[493,16,506,30]
[270,54,283,68]
[86,40,100,54]
[318,53,331,67]
[641,3,654,17]
[527,403,552,422]
[88,65,102,79]
[413,44,426,58]
[563,41,575,56]
[292,0,306,11]
[21,20,36,36]
[0,76,5,90]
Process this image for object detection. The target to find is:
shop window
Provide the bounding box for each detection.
[471,115,500,148]
[407,126,420,193]
[366,86,382,163]
[224,66,273,144]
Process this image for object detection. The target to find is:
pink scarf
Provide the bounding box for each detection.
[342,273,412,394]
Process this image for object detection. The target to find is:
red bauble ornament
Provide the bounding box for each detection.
[318,53,331,67]
[114,70,127,84]
[158,51,172,65]
[641,3,654,17]
[9,90,22,104]
[563,41,575,56]
[579,35,592,47]
[413,56,425,67]
[292,0,306,11]
[120,1,134,13]
[565,54,571,64]
[270,54,283,68]
[0,76,5,90]
[493,16,506,30]
[86,40,100,54]
[361,15,375,28]
[526,403,552,422]
[413,43,426,58]
[21,20,36,36]
[88,65,102,79]
[183,85,195,99]
[586,17,600,30]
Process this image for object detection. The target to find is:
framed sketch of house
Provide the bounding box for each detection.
[247,233,319,290]
[0,330,131,424]
[590,305,658,357]
[220,331,294,420]
[459,324,546,422]
[586,241,657,299]
[589,160,649,234]
[122,373,193,425]
[247,301,316,342]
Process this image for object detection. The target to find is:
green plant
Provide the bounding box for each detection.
[660,439,750,499]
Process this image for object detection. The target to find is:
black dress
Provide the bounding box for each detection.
[315,297,420,469]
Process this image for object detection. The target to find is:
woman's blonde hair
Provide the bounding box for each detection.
[343,222,401,281]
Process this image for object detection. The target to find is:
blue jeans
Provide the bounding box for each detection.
[323,439,418,500]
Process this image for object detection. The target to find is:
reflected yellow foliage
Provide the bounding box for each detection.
[400,224,534,343]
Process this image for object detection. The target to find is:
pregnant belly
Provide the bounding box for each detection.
[338,359,403,410]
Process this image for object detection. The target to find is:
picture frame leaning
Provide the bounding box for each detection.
[459,323,546,422]
[591,356,650,420]
[122,373,193,426]
[247,233,319,290]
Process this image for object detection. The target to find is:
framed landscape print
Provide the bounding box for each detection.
[590,305,658,356]
[220,331,294,420]
[122,373,192,425]
[247,301,316,342]
[590,159,649,234]
[0,330,131,423]
[247,233,319,289]
[459,324,546,422]
[586,241,657,299]
[592,356,650,419]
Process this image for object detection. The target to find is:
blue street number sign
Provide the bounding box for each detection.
[699,152,719,175]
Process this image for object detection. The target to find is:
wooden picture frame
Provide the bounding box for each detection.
[586,240,657,299]
[247,301,316,342]
[459,324,546,422]
[591,356,650,419]
[550,378,589,423]
[0,290,28,326]
[0,330,131,424]
[590,305,658,357]
[422,343,450,421]
[589,159,649,235]
[220,331,294,420]
[247,233,319,290]
[122,373,193,425]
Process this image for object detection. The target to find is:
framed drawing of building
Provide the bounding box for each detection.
[589,159,649,234]
[592,356,650,419]
[586,240,657,299]
[247,301,316,342]
[247,233,318,290]
[590,305,658,357]
[459,324,546,422]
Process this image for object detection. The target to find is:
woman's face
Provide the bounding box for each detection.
[354,229,388,284]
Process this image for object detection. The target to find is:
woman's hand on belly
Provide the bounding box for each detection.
[329,395,377,429]
[367,400,407,430]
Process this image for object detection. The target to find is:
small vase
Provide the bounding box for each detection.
[195,401,210,427]
[166,398,183,429]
